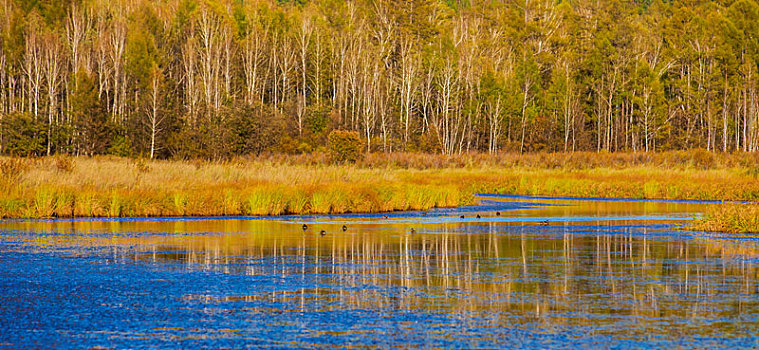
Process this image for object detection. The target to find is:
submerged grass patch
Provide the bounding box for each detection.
[1,153,758,220]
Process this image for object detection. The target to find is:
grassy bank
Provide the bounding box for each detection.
[688,204,759,234]
[0,157,471,218]
[1,151,759,219]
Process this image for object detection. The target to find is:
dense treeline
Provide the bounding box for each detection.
[2,0,759,158]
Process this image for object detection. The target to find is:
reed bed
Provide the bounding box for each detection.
[1,152,758,220]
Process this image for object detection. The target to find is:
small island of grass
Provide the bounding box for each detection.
[688,204,759,234]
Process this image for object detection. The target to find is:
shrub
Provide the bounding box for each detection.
[108,135,132,157]
[2,113,47,156]
[328,130,363,163]
[224,102,284,156]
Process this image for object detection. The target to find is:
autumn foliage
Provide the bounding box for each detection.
[2,0,759,159]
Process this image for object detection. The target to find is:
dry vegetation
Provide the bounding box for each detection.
[0,156,471,218]
[689,204,759,234]
[1,151,758,220]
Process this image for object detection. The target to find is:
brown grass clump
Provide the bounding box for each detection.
[53,156,75,173]
[0,157,30,180]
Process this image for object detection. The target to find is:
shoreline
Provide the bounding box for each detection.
[1,153,758,233]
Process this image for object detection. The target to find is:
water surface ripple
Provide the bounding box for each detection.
[1,196,757,349]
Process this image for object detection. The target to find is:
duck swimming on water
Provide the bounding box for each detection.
[320,230,327,236]
[302,224,308,231]
[342,225,348,232]
[539,220,550,226]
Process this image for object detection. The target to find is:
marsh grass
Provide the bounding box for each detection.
[1,152,758,220]
[29,187,57,218]
[172,193,188,216]
[688,204,759,234]
[246,188,289,215]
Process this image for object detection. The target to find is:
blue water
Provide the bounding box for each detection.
[1,196,758,349]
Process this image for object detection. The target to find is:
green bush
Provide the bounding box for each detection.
[224,102,284,156]
[2,113,47,156]
[328,130,363,163]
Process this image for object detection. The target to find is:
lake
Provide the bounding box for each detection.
[1,195,757,349]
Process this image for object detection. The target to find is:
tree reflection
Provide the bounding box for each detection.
[3,209,757,338]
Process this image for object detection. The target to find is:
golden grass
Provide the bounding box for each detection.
[259,149,759,171]
[0,152,758,219]
[688,204,759,234]
[0,156,477,218]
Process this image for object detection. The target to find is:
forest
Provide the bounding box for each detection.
[2,0,759,159]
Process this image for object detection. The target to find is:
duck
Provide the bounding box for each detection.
[410,228,417,234]
[476,214,481,219]
[302,224,308,231]
[495,212,501,216]
[539,220,550,226]
[342,225,348,232]
[319,230,327,236]
[460,215,465,219]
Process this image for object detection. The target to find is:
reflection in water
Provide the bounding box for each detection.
[1,197,758,348]
[129,227,759,328]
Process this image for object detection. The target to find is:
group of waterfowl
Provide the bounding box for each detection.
[302,224,329,236]
[300,210,550,236]
[301,222,419,236]
[458,212,549,225]
[459,213,488,219]
[302,223,411,235]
